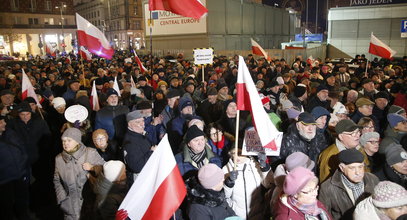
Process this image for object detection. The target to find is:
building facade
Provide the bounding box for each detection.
[0,0,77,57]
[74,0,145,50]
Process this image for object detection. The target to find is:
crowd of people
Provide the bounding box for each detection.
[0,51,407,220]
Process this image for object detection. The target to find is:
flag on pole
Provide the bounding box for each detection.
[45,42,57,57]
[130,75,137,88]
[251,38,271,62]
[369,33,397,60]
[134,51,148,73]
[76,13,114,59]
[90,80,100,111]
[116,135,186,220]
[306,55,315,67]
[236,56,282,154]
[79,46,93,61]
[22,69,42,108]
[149,0,208,19]
[113,76,121,97]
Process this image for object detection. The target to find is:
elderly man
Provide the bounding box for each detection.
[307,84,330,112]
[359,78,378,101]
[160,89,181,129]
[351,98,380,132]
[175,125,221,178]
[380,113,407,154]
[95,88,129,142]
[318,119,361,183]
[277,112,320,167]
[372,92,390,135]
[319,149,379,220]
[375,144,407,188]
[123,110,155,185]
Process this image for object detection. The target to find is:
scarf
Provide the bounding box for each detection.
[341,173,364,202]
[212,136,225,150]
[188,148,206,168]
[288,196,321,217]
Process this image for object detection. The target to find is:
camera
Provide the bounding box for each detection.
[7,105,16,111]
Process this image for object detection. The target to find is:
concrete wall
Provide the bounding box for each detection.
[327,4,407,59]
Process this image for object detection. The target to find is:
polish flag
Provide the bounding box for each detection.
[307,55,315,67]
[45,42,57,57]
[236,56,282,155]
[76,13,114,59]
[113,76,121,97]
[149,0,208,19]
[134,51,148,73]
[90,80,100,111]
[79,46,93,61]
[22,69,42,108]
[369,33,397,60]
[251,38,271,62]
[116,135,186,220]
[130,75,137,88]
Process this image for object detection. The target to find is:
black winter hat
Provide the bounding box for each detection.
[185,125,205,143]
[17,101,32,113]
[294,85,307,97]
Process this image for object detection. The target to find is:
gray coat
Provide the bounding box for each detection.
[54,146,105,220]
[318,170,379,220]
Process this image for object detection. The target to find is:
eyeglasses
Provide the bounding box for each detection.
[343,130,361,137]
[210,131,222,136]
[363,126,375,130]
[367,140,380,145]
[95,137,106,141]
[301,185,319,195]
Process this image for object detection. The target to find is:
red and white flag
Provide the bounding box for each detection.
[307,55,315,67]
[369,33,397,60]
[236,56,282,155]
[45,42,57,57]
[134,51,148,73]
[251,38,271,62]
[76,13,114,59]
[149,0,208,19]
[130,75,137,88]
[90,80,100,111]
[113,76,121,97]
[22,69,42,108]
[116,135,186,220]
[79,46,93,61]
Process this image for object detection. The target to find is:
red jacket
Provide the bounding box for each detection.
[274,195,333,220]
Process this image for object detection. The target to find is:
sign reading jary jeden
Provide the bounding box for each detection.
[193,48,214,65]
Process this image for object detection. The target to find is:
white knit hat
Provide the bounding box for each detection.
[103,160,125,182]
[52,97,66,109]
[372,181,407,208]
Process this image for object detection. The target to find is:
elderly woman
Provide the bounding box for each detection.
[354,181,407,220]
[359,132,383,173]
[274,167,332,220]
[54,128,105,220]
[92,129,120,161]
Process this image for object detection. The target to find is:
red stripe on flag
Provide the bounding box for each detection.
[369,43,392,60]
[21,90,28,100]
[252,46,265,57]
[141,166,186,220]
[264,139,277,151]
[236,83,251,111]
[77,30,114,59]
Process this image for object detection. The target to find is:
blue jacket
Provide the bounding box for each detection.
[175,144,221,177]
[95,105,129,140]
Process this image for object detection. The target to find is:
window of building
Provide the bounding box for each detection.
[45,1,52,11]
[28,18,39,25]
[10,0,19,11]
[134,5,138,15]
[135,21,141,30]
[29,0,36,12]
[44,17,54,25]
[97,10,99,17]
[14,16,21,24]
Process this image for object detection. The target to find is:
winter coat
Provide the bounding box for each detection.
[53,146,105,220]
[353,197,381,220]
[274,194,332,220]
[94,105,129,141]
[351,110,380,132]
[160,105,174,129]
[185,176,236,220]
[318,141,340,183]
[223,158,273,219]
[318,170,379,220]
[306,96,330,112]
[123,129,153,174]
[379,126,404,154]
[374,162,407,189]
[175,144,222,178]
[0,140,27,184]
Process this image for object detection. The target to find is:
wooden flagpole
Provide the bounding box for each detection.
[233,110,240,171]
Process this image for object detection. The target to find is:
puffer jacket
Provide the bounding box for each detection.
[318,170,379,220]
[353,197,381,220]
[185,176,236,220]
[53,146,105,220]
[222,158,273,219]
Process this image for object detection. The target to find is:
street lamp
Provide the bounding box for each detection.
[55,3,67,52]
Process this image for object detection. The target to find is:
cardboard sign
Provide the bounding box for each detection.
[125,58,132,63]
[242,127,282,156]
[193,48,214,65]
[64,105,88,123]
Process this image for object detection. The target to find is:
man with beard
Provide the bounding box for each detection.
[275,112,320,170]
[318,119,362,183]
[319,149,379,219]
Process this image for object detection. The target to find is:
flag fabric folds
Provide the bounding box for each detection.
[22,69,42,108]
[149,0,208,19]
[90,80,100,111]
[79,46,93,61]
[116,135,186,220]
[236,56,282,154]
[113,77,121,97]
[306,55,315,67]
[76,13,114,59]
[251,38,271,62]
[369,33,397,60]
[134,51,148,73]
[45,42,56,57]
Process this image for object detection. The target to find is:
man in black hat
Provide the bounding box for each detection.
[137,76,153,100]
[289,84,307,112]
[160,89,181,129]
[62,79,80,106]
[319,149,379,220]
[359,78,378,101]
[275,112,320,169]
[372,91,390,135]
[307,84,331,112]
